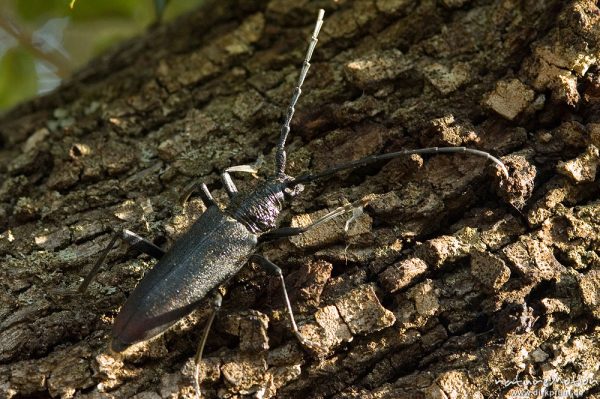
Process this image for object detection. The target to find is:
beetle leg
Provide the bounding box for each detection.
[78,229,165,293]
[221,171,238,197]
[259,197,370,242]
[224,155,263,177]
[344,205,364,232]
[221,157,264,198]
[194,292,222,399]
[180,182,218,207]
[250,254,321,350]
[121,229,166,259]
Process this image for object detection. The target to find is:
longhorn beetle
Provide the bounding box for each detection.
[80,9,510,398]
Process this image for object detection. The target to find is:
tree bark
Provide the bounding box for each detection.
[1,0,600,398]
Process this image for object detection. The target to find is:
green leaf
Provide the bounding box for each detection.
[13,0,71,22]
[0,47,38,109]
[67,0,141,21]
[160,0,203,21]
[13,0,142,22]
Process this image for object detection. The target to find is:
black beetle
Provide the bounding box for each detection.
[80,9,510,397]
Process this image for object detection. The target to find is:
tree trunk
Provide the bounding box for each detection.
[1,0,600,398]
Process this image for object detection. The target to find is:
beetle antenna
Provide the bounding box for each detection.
[290,146,510,185]
[275,9,325,179]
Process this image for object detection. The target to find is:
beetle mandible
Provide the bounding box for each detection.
[80,9,511,398]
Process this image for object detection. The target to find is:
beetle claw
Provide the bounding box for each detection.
[344,205,364,232]
[295,331,322,351]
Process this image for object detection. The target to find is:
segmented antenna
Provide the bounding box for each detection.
[275,9,325,179]
[291,146,510,184]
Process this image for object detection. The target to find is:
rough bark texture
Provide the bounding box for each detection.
[1,0,600,398]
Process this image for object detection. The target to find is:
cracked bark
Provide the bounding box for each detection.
[1,0,600,398]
